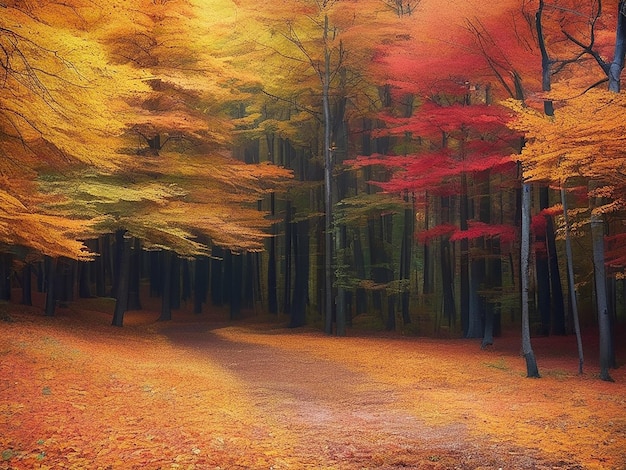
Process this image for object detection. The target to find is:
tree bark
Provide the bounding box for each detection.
[323,14,334,335]
[521,184,540,377]
[590,198,614,382]
[112,233,131,327]
[44,256,57,317]
[21,263,32,306]
[159,250,173,322]
[561,187,584,374]
[290,218,310,328]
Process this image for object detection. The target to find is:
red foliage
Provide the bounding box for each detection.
[606,232,626,268]
[531,213,547,235]
[416,223,456,244]
[449,221,517,244]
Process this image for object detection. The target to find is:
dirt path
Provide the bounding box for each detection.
[160,323,585,469]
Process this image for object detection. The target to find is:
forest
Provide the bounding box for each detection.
[2,0,626,376]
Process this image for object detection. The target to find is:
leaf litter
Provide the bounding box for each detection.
[1,300,625,469]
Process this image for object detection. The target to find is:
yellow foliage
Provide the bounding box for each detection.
[504,88,626,202]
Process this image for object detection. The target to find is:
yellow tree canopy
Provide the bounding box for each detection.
[504,87,626,208]
[0,1,147,259]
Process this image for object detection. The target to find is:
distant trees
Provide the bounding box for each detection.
[1,0,625,381]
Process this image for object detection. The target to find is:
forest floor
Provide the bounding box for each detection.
[1,295,626,469]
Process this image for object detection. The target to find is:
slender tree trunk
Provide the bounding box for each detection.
[590,198,614,382]
[230,253,243,320]
[521,184,540,377]
[112,233,131,327]
[21,263,32,306]
[283,201,293,316]
[194,256,209,314]
[561,187,584,374]
[0,253,11,301]
[268,194,278,314]
[290,218,310,328]
[95,236,107,297]
[400,194,413,326]
[608,1,626,92]
[170,254,181,311]
[323,14,334,335]
[127,238,142,310]
[78,260,92,299]
[44,256,57,317]
[159,250,173,322]
[211,245,223,306]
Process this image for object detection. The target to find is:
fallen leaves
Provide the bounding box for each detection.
[1,301,625,469]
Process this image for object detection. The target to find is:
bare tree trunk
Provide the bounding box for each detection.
[561,187,584,374]
[590,197,614,382]
[323,14,334,335]
[521,183,540,377]
[112,233,131,327]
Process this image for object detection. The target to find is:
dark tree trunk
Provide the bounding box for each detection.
[149,249,162,297]
[110,230,125,299]
[423,194,433,295]
[193,256,209,314]
[466,261,484,338]
[283,201,293,316]
[112,233,131,327]
[440,196,456,325]
[94,236,107,298]
[44,256,58,317]
[400,195,413,325]
[268,196,278,315]
[78,260,92,299]
[290,218,310,328]
[230,253,242,320]
[0,253,12,301]
[591,201,614,382]
[21,263,32,306]
[353,228,368,316]
[170,254,181,311]
[440,237,456,325]
[543,197,566,335]
[159,250,173,322]
[127,238,142,310]
[210,245,223,306]
[460,175,470,337]
[521,184,540,378]
[243,253,256,309]
[223,250,232,306]
[536,240,551,335]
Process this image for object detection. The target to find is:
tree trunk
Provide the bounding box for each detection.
[283,201,293,316]
[211,245,223,306]
[290,218,310,328]
[21,263,32,306]
[561,187,584,374]
[608,1,626,92]
[159,250,173,322]
[268,194,278,315]
[127,238,142,310]
[112,233,131,327]
[193,256,209,314]
[521,184,540,377]
[0,253,11,301]
[400,195,413,326]
[230,252,242,320]
[44,256,57,317]
[590,198,614,382]
[323,14,334,335]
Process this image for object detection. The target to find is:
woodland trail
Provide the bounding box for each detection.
[1,300,626,469]
[161,325,477,469]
